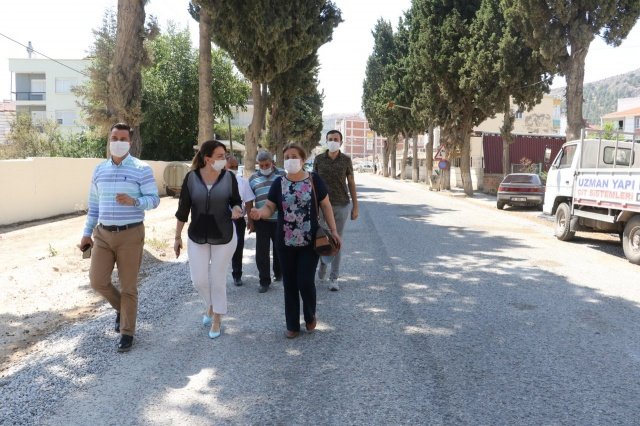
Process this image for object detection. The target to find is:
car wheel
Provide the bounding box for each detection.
[622,216,640,265]
[496,200,506,210]
[554,202,575,241]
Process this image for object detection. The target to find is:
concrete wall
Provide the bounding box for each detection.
[475,95,561,135]
[450,167,483,191]
[0,157,169,226]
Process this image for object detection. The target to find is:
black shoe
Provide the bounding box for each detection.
[233,277,243,287]
[115,312,120,333]
[273,275,282,282]
[258,285,269,293]
[117,335,133,352]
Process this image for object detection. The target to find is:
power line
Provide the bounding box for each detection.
[0,32,90,78]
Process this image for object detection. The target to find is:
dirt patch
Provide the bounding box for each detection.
[0,197,180,371]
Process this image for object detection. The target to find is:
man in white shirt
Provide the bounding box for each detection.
[226,155,256,286]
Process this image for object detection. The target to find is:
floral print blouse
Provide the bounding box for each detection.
[268,173,328,249]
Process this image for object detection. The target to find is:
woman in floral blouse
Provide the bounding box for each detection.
[249,143,342,338]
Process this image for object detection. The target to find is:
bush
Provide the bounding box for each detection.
[0,114,105,159]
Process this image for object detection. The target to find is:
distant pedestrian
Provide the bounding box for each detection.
[79,122,160,353]
[248,151,285,293]
[313,130,359,291]
[174,140,243,339]
[225,154,256,287]
[249,143,342,338]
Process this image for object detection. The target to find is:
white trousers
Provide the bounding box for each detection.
[187,230,237,315]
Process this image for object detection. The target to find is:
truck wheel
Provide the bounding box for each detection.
[497,200,506,210]
[554,202,575,241]
[622,216,640,265]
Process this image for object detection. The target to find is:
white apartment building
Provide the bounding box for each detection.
[9,58,89,133]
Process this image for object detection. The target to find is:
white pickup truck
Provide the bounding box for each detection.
[543,130,640,264]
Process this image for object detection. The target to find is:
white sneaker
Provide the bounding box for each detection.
[328,279,339,291]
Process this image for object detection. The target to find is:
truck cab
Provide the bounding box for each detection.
[543,130,640,264]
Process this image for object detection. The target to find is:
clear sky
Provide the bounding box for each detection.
[1,1,639,115]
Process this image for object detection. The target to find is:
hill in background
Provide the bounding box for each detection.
[550,68,640,125]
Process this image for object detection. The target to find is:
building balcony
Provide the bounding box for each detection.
[13,92,46,101]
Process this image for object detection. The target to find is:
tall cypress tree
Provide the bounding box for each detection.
[501,0,640,140]
[198,0,341,173]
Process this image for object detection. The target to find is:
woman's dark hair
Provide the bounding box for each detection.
[282,142,307,161]
[191,140,227,170]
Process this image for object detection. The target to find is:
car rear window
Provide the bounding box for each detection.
[503,175,540,184]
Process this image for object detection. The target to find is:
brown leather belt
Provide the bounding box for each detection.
[99,222,143,232]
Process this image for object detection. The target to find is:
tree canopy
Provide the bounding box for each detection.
[198,0,342,170]
[501,0,640,140]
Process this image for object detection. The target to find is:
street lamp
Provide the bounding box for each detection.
[387,101,412,111]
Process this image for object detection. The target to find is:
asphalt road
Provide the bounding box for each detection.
[6,173,640,425]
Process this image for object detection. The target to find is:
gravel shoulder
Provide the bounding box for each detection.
[0,197,180,370]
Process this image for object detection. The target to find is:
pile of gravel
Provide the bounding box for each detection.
[0,259,193,425]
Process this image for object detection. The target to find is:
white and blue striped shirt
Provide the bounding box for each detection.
[83,155,160,236]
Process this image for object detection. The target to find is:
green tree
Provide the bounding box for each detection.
[73,9,118,137]
[199,0,342,175]
[267,53,324,165]
[108,0,152,157]
[1,115,105,159]
[463,0,553,176]
[408,0,488,195]
[77,15,249,161]
[362,19,398,178]
[140,26,249,161]
[501,0,640,141]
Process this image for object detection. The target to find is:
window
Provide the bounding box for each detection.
[603,146,633,166]
[635,116,640,129]
[55,110,76,126]
[30,79,46,100]
[556,144,576,168]
[618,120,624,130]
[515,109,523,119]
[55,78,77,93]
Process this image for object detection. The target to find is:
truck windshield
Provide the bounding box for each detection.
[557,145,576,168]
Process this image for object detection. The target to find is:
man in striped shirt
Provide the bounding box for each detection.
[79,123,160,352]
[248,151,285,293]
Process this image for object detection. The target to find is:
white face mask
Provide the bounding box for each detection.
[211,159,227,171]
[110,141,130,158]
[327,141,341,152]
[259,167,272,176]
[284,159,302,174]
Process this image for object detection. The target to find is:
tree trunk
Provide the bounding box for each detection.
[425,123,434,189]
[460,128,473,196]
[268,102,286,168]
[500,97,515,176]
[400,133,409,180]
[411,135,418,182]
[439,126,452,191]
[564,42,589,141]
[390,135,397,179]
[382,138,390,177]
[243,81,267,177]
[108,0,146,157]
[197,6,214,145]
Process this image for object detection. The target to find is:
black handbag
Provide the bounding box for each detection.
[310,174,340,256]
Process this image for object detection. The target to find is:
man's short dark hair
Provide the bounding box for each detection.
[327,130,343,141]
[110,122,133,136]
